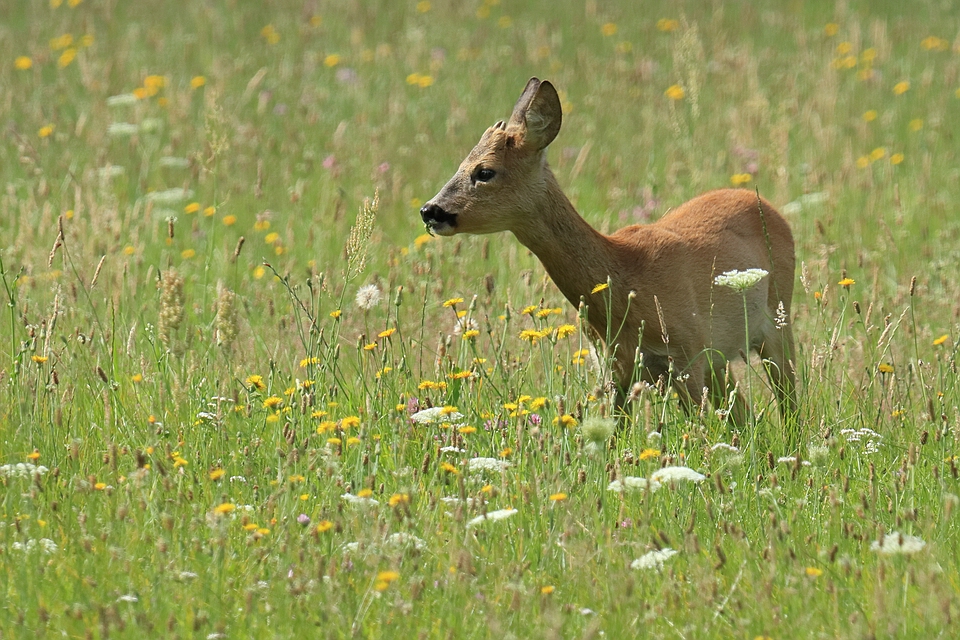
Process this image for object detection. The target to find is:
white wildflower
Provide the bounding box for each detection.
[177,571,199,581]
[467,457,511,474]
[710,442,739,453]
[410,406,464,424]
[384,532,426,551]
[870,531,926,555]
[341,493,379,507]
[0,462,49,478]
[355,284,382,310]
[146,188,193,204]
[607,476,660,493]
[440,496,478,508]
[714,268,769,292]
[107,122,140,136]
[97,165,125,179]
[630,548,678,570]
[106,93,138,107]
[466,508,517,529]
[12,538,58,554]
[777,456,811,467]
[646,430,662,443]
[651,466,706,484]
[439,446,466,453]
[159,156,191,168]
[117,594,139,603]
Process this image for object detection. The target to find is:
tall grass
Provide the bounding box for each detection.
[1,1,959,637]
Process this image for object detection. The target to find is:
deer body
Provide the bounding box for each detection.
[421,78,796,421]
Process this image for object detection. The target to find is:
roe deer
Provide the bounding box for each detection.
[420,78,796,424]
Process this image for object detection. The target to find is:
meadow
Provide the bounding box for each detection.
[2,0,960,637]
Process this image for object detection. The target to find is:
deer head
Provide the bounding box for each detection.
[420,78,563,236]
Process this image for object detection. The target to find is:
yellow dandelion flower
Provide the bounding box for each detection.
[222,215,237,226]
[730,173,752,186]
[499,447,512,458]
[94,482,107,490]
[862,110,877,122]
[601,23,618,37]
[835,42,853,55]
[242,523,259,531]
[416,1,430,12]
[316,520,333,533]
[209,468,225,481]
[246,374,266,390]
[342,416,361,429]
[462,329,480,340]
[300,356,321,367]
[58,48,76,68]
[317,420,337,434]
[555,324,577,339]
[263,396,282,409]
[861,48,877,62]
[639,448,661,460]
[346,436,361,446]
[357,488,373,498]
[15,56,33,70]
[664,84,685,101]
[184,202,200,214]
[909,119,923,132]
[31,355,48,363]
[838,277,855,287]
[191,75,206,89]
[657,18,679,32]
[378,327,396,338]
[203,206,216,216]
[591,282,609,294]
[824,23,839,36]
[388,493,410,507]
[878,363,894,374]
[549,492,567,502]
[890,153,905,165]
[443,297,464,308]
[329,309,341,318]
[180,249,195,259]
[869,147,886,161]
[440,462,459,474]
[363,342,377,351]
[892,81,910,95]
[541,585,555,594]
[414,233,433,249]
[856,156,870,169]
[264,232,280,244]
[214,502,236,514]
[324,54,340,67]
[806,567,823,577]
[448,370,472,379]
[27,450,41,461]
[553,414,577,428]
[458,426,476,434]
[933,334,949,346]
[38,125,54,138]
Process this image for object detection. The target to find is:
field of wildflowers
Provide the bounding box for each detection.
[2,0,959,637]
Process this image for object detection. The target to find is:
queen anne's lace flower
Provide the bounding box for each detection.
[630,548,678,570]
[870,531,926,555]
[466,508,517,528]
[651,466,706,484]
[714,268,768,292]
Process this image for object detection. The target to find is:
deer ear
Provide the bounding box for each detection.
[507,78,562,151]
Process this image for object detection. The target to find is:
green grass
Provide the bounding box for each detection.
[2,0,960,637]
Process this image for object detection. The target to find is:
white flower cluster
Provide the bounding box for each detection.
[12,538,58,554]
[840,427,881,454]
[341,493,379,507]
[410,407,464,424]
[466,508,517,529]
[870,531,926,555]
[630,548,678,570]
[608,467,706,494]
[0,462,49,478]
[467,457,511,473]
[714,268,769,292]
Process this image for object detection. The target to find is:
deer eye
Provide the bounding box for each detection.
[474,167,496,183]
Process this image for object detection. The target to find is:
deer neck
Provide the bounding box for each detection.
[510,167,622,320]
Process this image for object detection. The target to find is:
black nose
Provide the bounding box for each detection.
[420,203,457,226]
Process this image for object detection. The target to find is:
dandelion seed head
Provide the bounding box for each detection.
[355,284,382,310]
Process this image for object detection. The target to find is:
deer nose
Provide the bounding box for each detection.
[420,202,457,227]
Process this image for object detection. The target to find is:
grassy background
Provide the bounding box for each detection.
[2,0,959,637]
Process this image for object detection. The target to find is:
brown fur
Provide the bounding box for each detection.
[422,78,796,423]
